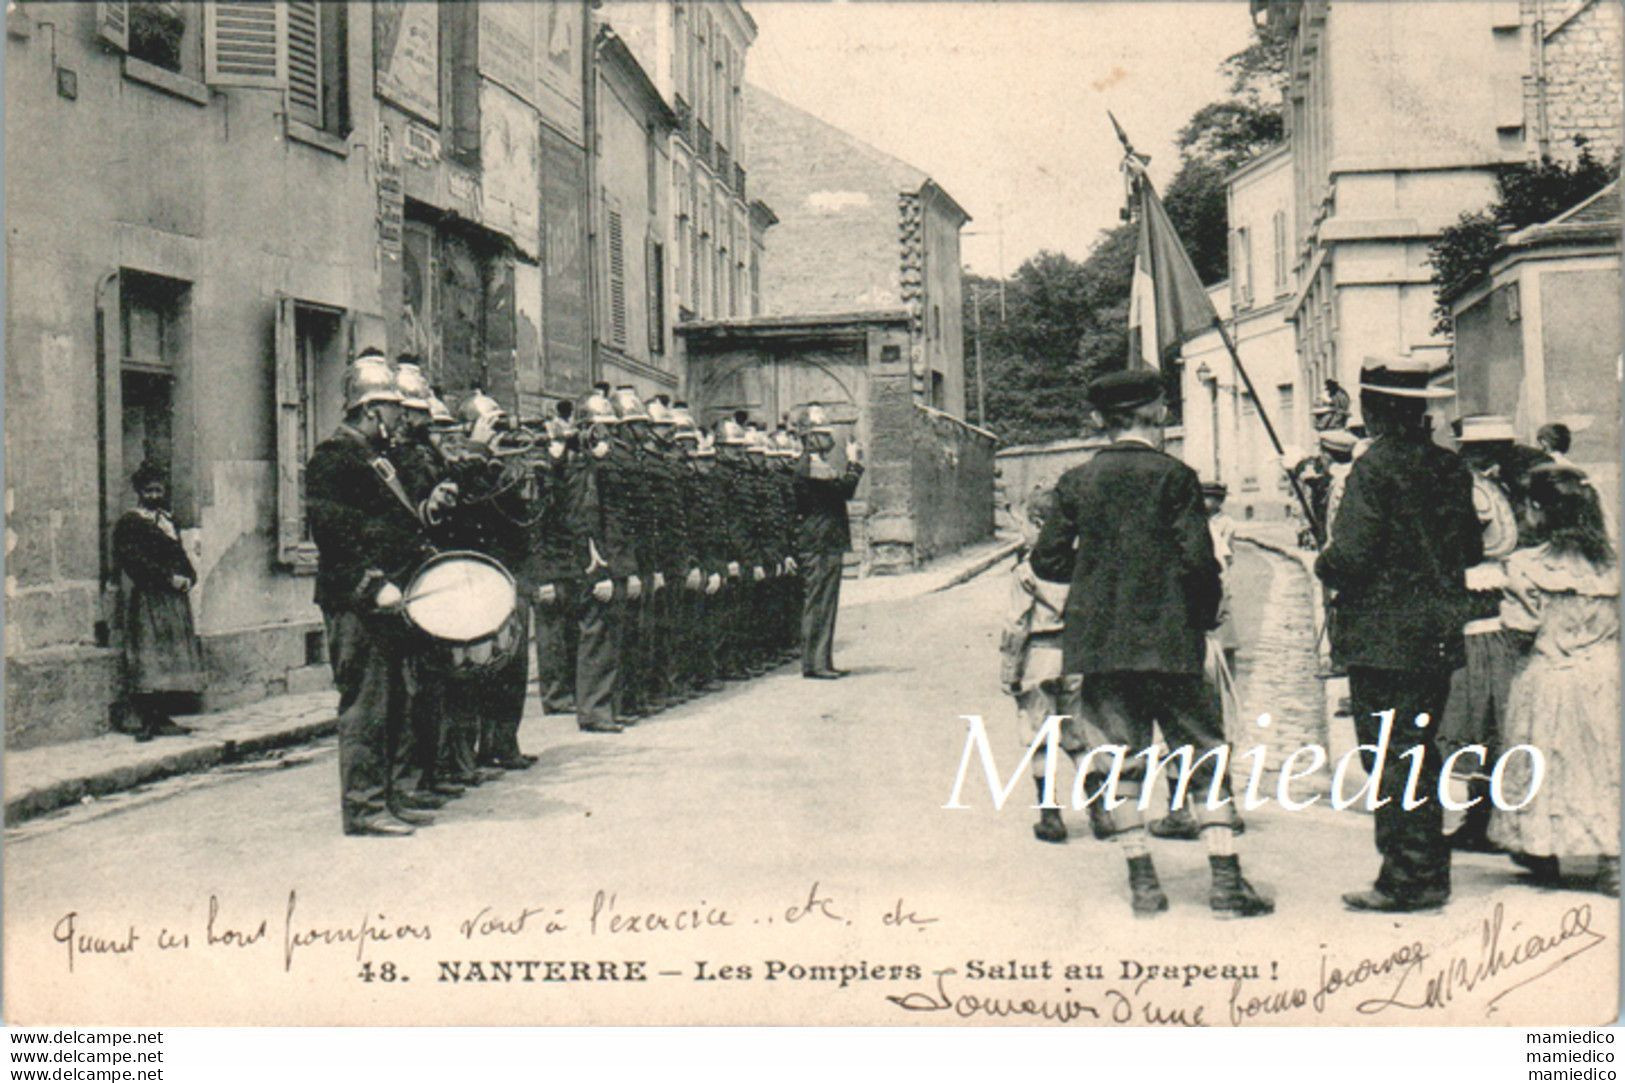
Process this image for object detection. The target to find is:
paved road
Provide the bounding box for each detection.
[5,552,1612,1027]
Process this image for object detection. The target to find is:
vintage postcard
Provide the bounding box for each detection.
[4,0,1620,1030]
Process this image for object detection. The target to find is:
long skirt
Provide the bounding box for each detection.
[122,585,204,694]
[1488,641,1620,859]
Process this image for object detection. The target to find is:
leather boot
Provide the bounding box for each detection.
[1127,854,1168,917]
[1032,777,1066,844]
[1209,854,1274,919]
[1597,857,1619,898]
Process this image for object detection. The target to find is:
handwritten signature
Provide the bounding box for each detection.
[885,969,1205,1026]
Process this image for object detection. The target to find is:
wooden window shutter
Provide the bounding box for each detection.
[285,0,322,127]
[647,237,665,355]
[205,0,287,89]
[273,295,315,569]
[607,206,627,349]
[97,1,130,50]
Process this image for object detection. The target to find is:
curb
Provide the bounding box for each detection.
[4,716,337,827]
[933,538,1023,592]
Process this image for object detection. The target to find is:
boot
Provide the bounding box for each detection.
[1510,851,1561,884]
[1597,857,1619,898]
[1032,777,1066,844]
[1127,854,1168,917]
[1082,774,1115,840]
[1209,854,1274,919]
[1148,803,1200,841]
[1445,780,1499,852]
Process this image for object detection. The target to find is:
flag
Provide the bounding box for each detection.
[1115,120,1221,371]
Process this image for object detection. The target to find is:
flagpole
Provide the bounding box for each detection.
[1209,315,1322,543]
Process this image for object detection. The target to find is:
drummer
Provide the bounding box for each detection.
[305,351,457,836]
[452,391,540,772]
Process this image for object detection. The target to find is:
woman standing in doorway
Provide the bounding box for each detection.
[113,461,204,741]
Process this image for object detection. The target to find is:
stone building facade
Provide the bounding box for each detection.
[744,86,971,418]
[1180,146,1308,524]
[3,0,597,749]
[1524,0,1623,164]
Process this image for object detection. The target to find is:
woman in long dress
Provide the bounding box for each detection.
[1487,465,1619,896]
[113,462,204,741]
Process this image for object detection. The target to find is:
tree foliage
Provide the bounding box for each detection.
[1427,145,1617,333]
[964,21,1287,444]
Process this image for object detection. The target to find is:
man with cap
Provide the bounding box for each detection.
[712,417,757,681]
[672,407,727,695]
[608,387,659,720]
[1315,358,1482,911]
[792,405,864,680]
[305,350,458,835]
[1032,368,1271,919]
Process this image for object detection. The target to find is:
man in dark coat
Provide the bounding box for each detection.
[305,353,457,836]
[1031,370,1271,920]
[792,405,864,680]
[1316,358,1482,912]
[112,461,203,741]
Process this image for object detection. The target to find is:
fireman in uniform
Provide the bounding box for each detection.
[606,387,655,722]
[647,397,702,707]
[712,418,756,681]
[305,352,457,835]
[794,404,865,680]
[532,402,582,717]
[386,360,460,805]
[673,406,727,695]
[769,428,804,662]
[571,389,639,733]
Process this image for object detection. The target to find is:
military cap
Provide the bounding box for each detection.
[1086,369,1163,412]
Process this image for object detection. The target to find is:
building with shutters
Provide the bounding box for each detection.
[2,0,595,748]
[1178,146,1311,524]
[1256,0,1622,415]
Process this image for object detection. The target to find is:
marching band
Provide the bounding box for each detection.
[310,352,863,836]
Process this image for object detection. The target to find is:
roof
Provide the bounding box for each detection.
[746,85,965,213]
[1506,178,1621,248]
[598,29,677,129]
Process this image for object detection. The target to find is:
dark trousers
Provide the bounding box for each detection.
[577,584,622,729]
[800,551,843,674]
[644,582,674,707]
[406,658,444,790]
[479,612,531,761]
[534,580,579,713]
[685,586,717,688]
[324,609,409,827]
[1072,671,1233,832]
[1349,665,1453,899]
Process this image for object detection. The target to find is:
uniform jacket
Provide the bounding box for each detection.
[794,456,863,556]
[568,446,638,581]
[680,461,729,576]
[305,426,434,612]
[1030,440,1220,676]
[1314,433,1482,672]
[533,451,582,584]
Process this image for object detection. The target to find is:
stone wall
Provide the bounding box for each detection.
[1529,0,1623,163]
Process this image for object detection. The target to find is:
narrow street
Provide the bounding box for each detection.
[5,548,1613,1026]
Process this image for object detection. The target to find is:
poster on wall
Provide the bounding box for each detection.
[540,124,591,396]
[374,1,440,127]
[479,2,535,104]
[534,0,585,142]
[480,82,541,260]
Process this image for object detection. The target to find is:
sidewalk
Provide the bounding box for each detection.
[4,534,1021,827]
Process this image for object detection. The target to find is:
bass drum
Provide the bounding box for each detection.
[402,551,523,679]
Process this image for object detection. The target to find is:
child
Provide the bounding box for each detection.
[1487,465,1619,896]
[1001,488,1107,843]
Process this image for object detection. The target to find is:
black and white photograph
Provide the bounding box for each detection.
[2,0,1622,1047]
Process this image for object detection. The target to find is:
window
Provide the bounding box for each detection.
[605,201,627,349]
[1272,210,1288,295]
[274,297,350,569]
[931,371,946,410]
[1233,226,1253,307]
[933,304,942,341]
[750,246,761,316]
[648,240,666,355]
[285,1,348,136]
[673,162,689,310]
